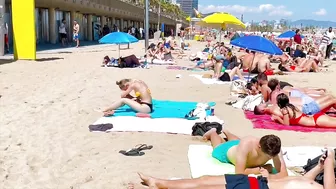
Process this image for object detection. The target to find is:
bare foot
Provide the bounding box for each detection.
[138,173,159,189]
[203,128,216,140]
[103,110,115,116]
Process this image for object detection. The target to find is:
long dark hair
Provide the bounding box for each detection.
[276,93,299,118]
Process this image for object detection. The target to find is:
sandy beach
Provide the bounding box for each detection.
[1,40,336,189]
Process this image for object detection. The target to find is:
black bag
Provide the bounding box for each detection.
[303,148,336,185]
[191,122,222,136]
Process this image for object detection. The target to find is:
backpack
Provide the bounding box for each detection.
[302,148,336,185]
[191,122,222,136]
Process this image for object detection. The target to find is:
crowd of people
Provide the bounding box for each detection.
[97,27,336,189]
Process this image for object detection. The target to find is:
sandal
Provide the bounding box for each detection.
[119,144,153,156]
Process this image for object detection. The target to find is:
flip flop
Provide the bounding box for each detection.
[119,144,153,156]
[119,149,145,156]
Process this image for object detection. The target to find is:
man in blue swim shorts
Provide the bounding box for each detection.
[138,148,335,189]
[203,129,287,178]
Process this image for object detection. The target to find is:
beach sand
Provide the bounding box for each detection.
[0,40,335,189]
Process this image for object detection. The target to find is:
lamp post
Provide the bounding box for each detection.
[145,0,149,51]
[157,1,160,31]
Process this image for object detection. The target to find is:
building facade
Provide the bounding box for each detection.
[4,0,185,47]
[176,0,198,17]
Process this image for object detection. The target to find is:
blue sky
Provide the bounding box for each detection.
[198,0,336,22]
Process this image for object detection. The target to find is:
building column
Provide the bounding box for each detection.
[48,8,57,44]
[87,14,93,41]
[101,16,106,26]
[112,17,116,26]
[128,20,131,28]
[120,18,124,31]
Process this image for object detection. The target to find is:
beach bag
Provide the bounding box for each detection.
[191,122,222,136]
[241,94,264,111]
[302,148,336,185]
[230,80,246,96]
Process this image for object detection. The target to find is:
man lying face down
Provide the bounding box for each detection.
[202,129,287,179]
[137,148,335,189]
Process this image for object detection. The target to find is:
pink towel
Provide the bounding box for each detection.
[244,111,336,133]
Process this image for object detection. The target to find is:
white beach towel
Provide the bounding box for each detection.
[281,146,331,167]
[188,145,296,178]
[92,116,223,135]
[190,74,232,85]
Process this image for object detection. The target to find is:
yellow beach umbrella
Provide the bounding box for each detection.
[202,12,245,28]
[202,12,245,41]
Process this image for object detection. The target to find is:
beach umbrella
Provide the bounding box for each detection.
[230,35,283,55]
[99,32,139,57]
[231,35,283,78]
[201,12,246,42]
[277,30,305,40]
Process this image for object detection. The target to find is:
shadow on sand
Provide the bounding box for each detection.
[36,57,64,62]
[0,59,16,66]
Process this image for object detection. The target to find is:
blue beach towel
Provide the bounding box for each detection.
[111,100,216,118]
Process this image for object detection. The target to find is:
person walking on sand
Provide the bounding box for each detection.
[59,19,68,47]
[73,20,80,48]
[325,27,335,59]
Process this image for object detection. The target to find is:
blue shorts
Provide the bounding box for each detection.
[73,33,79,40]
[212,140,240,163]
[302,101,321,115]
[215,55,225,61]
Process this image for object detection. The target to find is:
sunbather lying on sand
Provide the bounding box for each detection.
[273,93,336,127]
[103,79,153,116]
[255,93,336,118]
[268,78,326,97]
[278,58,320,72]
[135,148,336,189]
[203,129,287,177]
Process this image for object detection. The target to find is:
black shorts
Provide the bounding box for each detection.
[225,174,269,189]
[219,72,231,82]
[140,102,153,112]
[279,81,293,89]
[60,33,67,39]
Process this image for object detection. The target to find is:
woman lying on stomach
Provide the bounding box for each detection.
[274,93,336,127]
[103,79,153,116]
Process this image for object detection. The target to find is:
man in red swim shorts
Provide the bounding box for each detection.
[136,148,335,189]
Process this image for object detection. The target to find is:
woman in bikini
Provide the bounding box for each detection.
[275,93,336,127]
[103,79,153,116]
[278,57,319,72]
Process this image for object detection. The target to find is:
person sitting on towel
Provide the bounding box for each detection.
[218,67,245,82]
[274,93,336,127]
[103,79,153,116]
[203,128,287,178]
[135,148,335,189]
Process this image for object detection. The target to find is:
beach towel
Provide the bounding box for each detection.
[281,146,335,167]
[151,59,174,65]
[92,116,198,134]
[166,66,205,72]
[92,115,223,134]
[244,111,336,133]
[188,145,295,178]
[190,74,254,85]
[110,99,216,119]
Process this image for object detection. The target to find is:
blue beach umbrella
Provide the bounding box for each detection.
[230,35,282,77]
[99,32,139,57]
[230,35,283,55]
[277,30,304,39]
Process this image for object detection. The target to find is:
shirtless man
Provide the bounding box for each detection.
[203,129,287,178]
[73,20,80,48]
[242,51,263,72]
[137,148,335,189]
